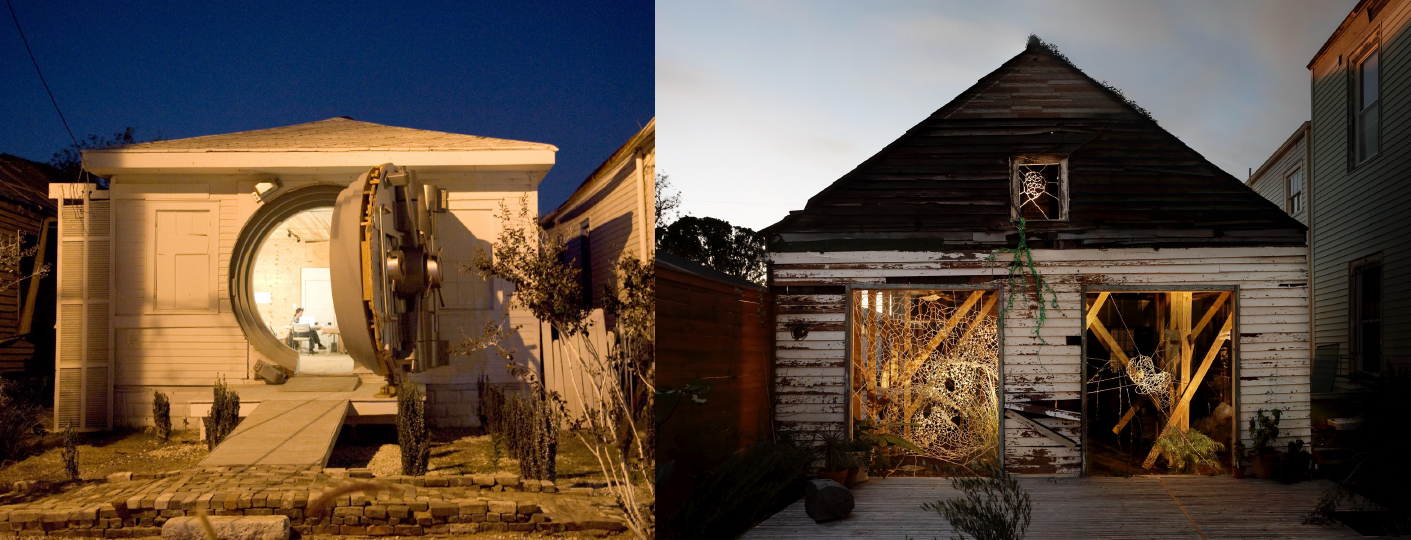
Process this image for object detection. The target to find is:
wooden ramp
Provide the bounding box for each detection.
[744,476,1362,539]
[199,398,349,468]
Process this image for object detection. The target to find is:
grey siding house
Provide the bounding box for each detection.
[1247,122,1310,226]
[1307,0,1411,375]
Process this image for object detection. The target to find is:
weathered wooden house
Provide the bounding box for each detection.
[764,37,1310,476]
[58,117,555,430]
[1306,0,1411,377]
[0,154,58,375]
[1246,122,1310,227]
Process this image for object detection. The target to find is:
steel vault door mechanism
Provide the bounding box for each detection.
[330,164,450,388]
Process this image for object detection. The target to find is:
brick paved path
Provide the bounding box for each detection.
[0,466,629,537]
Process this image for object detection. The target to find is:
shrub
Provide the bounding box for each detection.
[397,377,429,475]
[204,376,240,450]
[152,390,171,442]
[477,374,508,469]
[921,460,1032,540]
[503,390,562,481]
[0,377,43,465]
[660,440,812,540]
[1249,408,1281,455]
[61,422,79,481]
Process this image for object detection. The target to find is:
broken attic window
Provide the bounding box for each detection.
[1012,157,1068,221]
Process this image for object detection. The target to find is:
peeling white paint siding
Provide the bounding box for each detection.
[770,246,1310,476]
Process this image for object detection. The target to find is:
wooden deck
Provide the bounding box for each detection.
[744,476,1363,539]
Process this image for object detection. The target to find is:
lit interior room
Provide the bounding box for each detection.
[250,207,352,375]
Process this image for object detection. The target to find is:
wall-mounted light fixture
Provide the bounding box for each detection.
[253,177,284,203]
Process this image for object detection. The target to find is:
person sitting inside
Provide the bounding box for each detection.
[290,307,325,352]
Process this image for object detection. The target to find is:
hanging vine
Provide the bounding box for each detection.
[984,217,1062,362]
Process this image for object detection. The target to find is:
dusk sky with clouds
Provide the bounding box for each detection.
[658,1,1359,231]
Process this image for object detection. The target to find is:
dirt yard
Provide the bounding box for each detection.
[0,428,207,486]
[327,426,609,488]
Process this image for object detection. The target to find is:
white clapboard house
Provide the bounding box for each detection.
[54,117,554,430]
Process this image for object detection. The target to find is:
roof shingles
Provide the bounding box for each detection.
[87,117,556,154]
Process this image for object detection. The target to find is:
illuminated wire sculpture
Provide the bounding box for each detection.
[1126,353,1173,411]
[1019,167,1053,219]
[852,290,1000,465]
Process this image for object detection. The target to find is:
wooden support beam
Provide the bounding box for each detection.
[953,292,997,346]
[1088,317,1130,368]
[1085,292,1110,330]
[1190,292,1231,338]
[1005,402,1080,422]
[1006,409,1079,450]
[904,290,983,376]
[1143,312,1234,468]
[1111,396,1150,435]
[1173,292,1192,432]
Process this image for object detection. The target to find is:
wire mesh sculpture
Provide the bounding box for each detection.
[1125,354,1173,412]
[1018,165,1056,219]
[852,290,1000,465]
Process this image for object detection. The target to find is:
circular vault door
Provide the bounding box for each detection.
[330,164,449,378]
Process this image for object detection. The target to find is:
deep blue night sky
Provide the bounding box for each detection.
[2,1,653,213]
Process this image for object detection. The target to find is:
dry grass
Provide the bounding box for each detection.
[0,428,207,486]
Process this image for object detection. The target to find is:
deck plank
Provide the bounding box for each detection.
[743,476,1362,539]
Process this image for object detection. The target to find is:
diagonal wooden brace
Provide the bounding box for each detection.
[1005,409,1079,450]
[902,290,983,378]
[1142,312,1234,469]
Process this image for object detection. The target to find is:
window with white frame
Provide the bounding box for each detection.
[1355,46,1380,163]
[1286,167,1304,215]
[1011,155,1068,221]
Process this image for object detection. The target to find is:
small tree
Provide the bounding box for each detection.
[465,197,656,538]
[152,390,172,442]
[397,377,429,475]
[204,377,240,450]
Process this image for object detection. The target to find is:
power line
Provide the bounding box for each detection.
[6,0,78,148]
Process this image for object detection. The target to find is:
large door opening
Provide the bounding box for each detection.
[1084,290,1236,476]
[249,207,352,375]
[849,288,1000,474]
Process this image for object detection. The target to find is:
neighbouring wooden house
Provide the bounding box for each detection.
[59,117,556,430]
[763,37,1310,476]
[1306,0,1411,378]
[1247,122,1310,227]
[541,118,655,309]
[537,119,654,418]
[0,154,58,376]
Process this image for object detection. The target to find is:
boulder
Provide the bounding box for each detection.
[804,479,853,523]
[162,515,290,540]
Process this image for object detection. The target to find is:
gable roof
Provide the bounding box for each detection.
[765,37,1306,252]
[91,117,556,153]
[0,154,59,214]
[82,118,557,175]
[541,118,655,228]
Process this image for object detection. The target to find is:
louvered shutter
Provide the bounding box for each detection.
[53,186,113,432]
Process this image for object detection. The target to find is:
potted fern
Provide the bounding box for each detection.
[1248,408,1281,479]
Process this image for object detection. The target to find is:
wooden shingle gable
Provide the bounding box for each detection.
[767,38,1306,253]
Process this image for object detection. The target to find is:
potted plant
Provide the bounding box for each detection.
[1248,408,1281,479]
[815,429,857,486]
[854,419,923,479]
[1278,439,1312,484]
[1231,440,1247,479]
